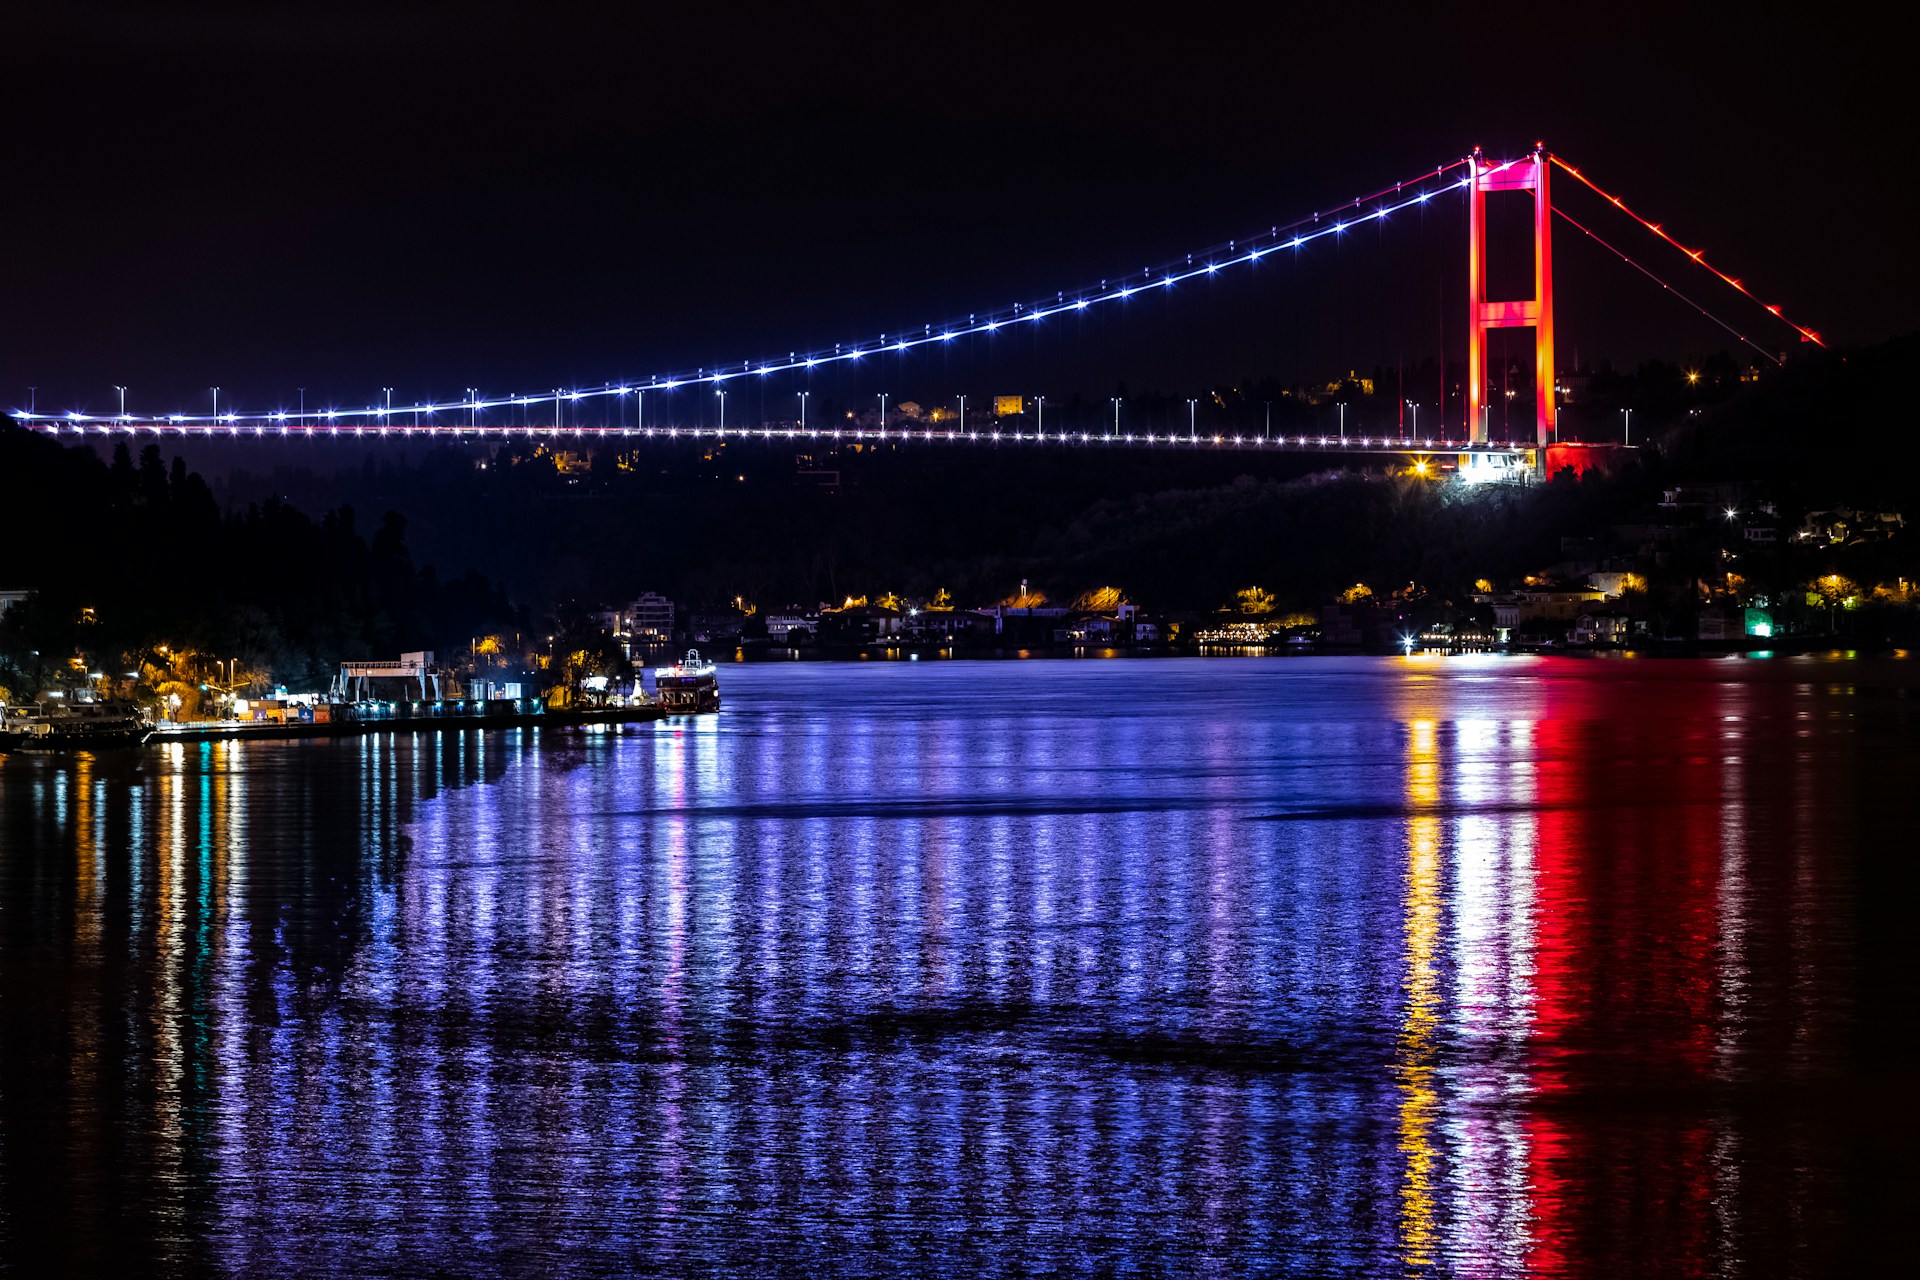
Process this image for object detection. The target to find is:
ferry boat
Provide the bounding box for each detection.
[0,697,157,752]
[653,649,721,713]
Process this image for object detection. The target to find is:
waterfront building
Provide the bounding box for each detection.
[1570,613,1630,646]
[762,614,815,643]
[625,593,676,641]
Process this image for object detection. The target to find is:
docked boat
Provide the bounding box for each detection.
[652,649,721,713]
[0,697,156,752]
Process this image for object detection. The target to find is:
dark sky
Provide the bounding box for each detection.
[5,2,1910,424]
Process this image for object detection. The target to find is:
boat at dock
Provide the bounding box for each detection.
[653,650,721,713]
[0,697,156,753]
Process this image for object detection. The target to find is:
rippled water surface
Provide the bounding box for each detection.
[2,657,1915,1276]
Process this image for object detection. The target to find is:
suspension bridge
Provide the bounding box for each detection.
[12,145,1821,472]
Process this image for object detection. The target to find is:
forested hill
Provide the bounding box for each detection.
[0,424,525,695]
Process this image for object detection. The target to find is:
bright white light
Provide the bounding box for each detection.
[1075,299,1088,309]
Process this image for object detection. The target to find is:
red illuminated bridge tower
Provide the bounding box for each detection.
[1467,144,1555,447]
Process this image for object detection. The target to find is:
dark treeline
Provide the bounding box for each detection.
[0,428,525,696]
[5,334,1915,693]
[203,338,1918,618]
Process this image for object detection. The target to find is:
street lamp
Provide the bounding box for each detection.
[467,388,478,430]
[877,392,887,436]
[383,387,393,428]
[798,390,810,431]
[1622,408,1633,446]
[957,394,966,434]
[1187,398,1198,441]
[717,388,727,433]
[1407,400,1419,438]
[1111,396,1122,436]
[114,385,127,420]
[1338,402,1346,441]
[210,387,219,422]
[1037,395,1046,437]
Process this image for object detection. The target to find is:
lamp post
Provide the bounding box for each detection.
[877,392,886,436]
[798,390,809,432]
[1112,396,1122,436]
[1338,401,1346,441]
[717,388,727,433]
[1037,395,1046,438]
[1187,398,1197,441]
[957,394,966,434]
[383,387,393,428]
[1622,408,1633,446]
[467,388,478,430]
[210,387,219,422]
[1407,400,1418,438]
[114,385,126,421]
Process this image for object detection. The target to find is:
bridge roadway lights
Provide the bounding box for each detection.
[40,420,1486,457]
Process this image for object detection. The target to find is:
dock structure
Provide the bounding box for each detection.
[151,699,668,744]
[331,651,445,703]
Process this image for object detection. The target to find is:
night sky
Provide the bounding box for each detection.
[5,3,1910,422]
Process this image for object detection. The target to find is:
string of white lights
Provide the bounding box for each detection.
[45,421,1480,452]
[17,155,1509,429]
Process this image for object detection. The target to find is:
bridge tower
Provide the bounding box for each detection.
[1466,145,1555,447]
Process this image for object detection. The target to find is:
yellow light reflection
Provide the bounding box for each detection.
[1399,717,1442,1268]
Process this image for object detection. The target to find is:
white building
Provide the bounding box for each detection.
[624,593,676,640]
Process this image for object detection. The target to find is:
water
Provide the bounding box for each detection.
[1,657,1914,1277]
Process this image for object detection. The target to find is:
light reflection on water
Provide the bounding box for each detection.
[1,657,1913,1276]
